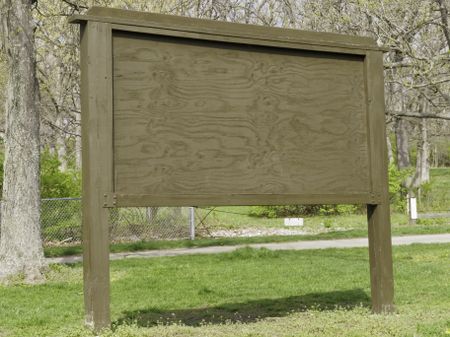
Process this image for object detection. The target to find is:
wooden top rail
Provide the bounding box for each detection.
[69,7,388,55]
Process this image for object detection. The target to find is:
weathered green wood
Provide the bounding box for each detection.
[80,21,113,330]
[113,32,371,202]
[69,7,386,54]
[365,50,394,313]
[108,23,371,56]
[105,193,381,208]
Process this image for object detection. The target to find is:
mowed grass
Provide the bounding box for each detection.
[1,243,450,337]
[420,167,450,212]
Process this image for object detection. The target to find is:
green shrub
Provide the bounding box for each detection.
[40,149,81,198]
[0,148,81,198]
[249,204,359,218]
[388,163,412,212]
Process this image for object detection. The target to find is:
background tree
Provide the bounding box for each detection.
[300,0,450,191]
[0,0,46,281]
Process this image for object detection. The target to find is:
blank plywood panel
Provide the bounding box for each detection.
[113,32,370,198]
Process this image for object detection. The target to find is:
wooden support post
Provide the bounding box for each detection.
[365,50,395,313]
[367,203,394,313]
[80,21,113,330]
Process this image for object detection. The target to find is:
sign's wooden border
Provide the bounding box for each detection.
[71,7,394,331]
[72,7,386,208]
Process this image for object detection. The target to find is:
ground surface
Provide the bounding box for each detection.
[1,243,449,337]
[45,220,450,258]
[47,233,450,264]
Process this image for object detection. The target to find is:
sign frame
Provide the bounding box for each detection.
[70,7,394,330]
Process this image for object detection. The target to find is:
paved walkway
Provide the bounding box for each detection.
[48,233,450,264]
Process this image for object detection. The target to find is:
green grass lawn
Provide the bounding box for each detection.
[419,167,450,212]
[2,243,450,336]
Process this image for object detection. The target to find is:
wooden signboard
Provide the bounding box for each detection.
[70,7,394,330]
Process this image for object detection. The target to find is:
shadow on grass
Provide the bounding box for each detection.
[114,288,370,328]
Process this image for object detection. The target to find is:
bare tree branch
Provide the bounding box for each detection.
[390,110,450,120]
[435,0,450,49]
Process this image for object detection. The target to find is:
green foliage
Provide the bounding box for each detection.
[0,148,81,198]
[249,204,360,218]
[387,163,411,211]
[40,149,81,198]
[418,168,450,212]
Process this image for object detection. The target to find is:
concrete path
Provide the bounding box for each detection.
[48,233,450,265]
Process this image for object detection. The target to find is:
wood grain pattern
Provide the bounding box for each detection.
[80,22,112,330]
[112,32,370,201]
[365,51,394,313]
[110,193,381,208]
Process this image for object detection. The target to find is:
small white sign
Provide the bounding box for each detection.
[410,197,418,220]
[284,218,304,226]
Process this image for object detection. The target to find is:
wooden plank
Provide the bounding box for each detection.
[112,32,371,202]
[365,51,394,313]
[69,7,386,53]
[80,21,113,330]
[107,193,381,208]
[110,24,369,56]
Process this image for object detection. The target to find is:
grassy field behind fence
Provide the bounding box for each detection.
[1,244,449,337]
[198,167,449,232]
[419,167,450,212]
[43,167,450,257]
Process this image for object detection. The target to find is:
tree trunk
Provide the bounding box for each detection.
[145,207,159,223]
[412,118,430,187]
[56,116,68,171]
[395,118,411,169]
[435,0,450,49]
[390,50,411,170]
[386,135,394,164]
[0,0,46,281]
[75,110,82,169]
[433,144,438,168]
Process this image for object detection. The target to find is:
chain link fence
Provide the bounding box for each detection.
[41,198,82,245]
[39,198,195,246]
[0,198,220,247]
